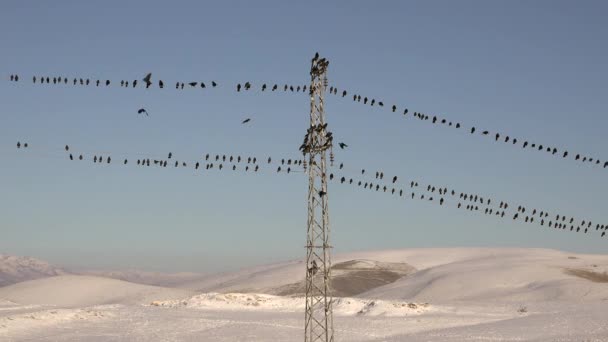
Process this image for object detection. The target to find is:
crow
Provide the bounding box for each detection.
[137,108,149,116]
[242,118,251,124]
[143,73,152,88]
[338,142,348,149]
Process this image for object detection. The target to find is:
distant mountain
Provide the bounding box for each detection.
[0,254,70,287]
[79,270,205,288]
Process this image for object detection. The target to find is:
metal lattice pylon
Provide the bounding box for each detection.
[301,53,334,342]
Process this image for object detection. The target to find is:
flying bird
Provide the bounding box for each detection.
[137,108,149,116]
[242,118,251,124]
[143,73,152,88]
[338,142,348,149]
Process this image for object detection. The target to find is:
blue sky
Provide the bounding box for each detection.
[1,0,607,273]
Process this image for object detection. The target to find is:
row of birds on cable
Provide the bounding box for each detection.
[331,159,606,237]
[17,142,606,237]
[16,141,29,148]
[325,84,607,170]
[10,72,221,91]
[62,144,306,172]
[8,72,607,170]
[329,171,607,237]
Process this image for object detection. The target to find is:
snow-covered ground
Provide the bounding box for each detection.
[1,248,607,341]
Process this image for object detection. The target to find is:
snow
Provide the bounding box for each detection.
[1,248,607,341]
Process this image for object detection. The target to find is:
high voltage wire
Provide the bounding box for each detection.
[12,141,607,238]
[6,73,607,172]
[323,83,608,172]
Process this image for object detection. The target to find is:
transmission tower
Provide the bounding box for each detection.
[300,53,334,342]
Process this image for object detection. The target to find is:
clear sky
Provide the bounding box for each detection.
[1,0,607,273]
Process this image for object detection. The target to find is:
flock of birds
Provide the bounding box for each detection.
[321,83,608,170]
[9,72,606,171]
[14,141,606,239]
[328,168,607,238]
[7,66,607,240]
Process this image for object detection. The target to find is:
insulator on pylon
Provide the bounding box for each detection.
[330,151,334,167]
[303,160,307,171]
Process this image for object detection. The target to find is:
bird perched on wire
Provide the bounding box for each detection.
[242,118,251,124]
[338,142,348,149]
[137,108,149,116]
[212,81,217,87]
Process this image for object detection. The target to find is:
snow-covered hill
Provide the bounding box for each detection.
[0,275,195,307]
[1,248,608,341]
[0,254,69,287]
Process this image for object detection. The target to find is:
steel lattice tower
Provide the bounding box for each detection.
[301,53,334,342]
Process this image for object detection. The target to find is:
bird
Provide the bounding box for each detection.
[471,127,476,134]
[523,141,528,148]
[338,142,348,149]
[65,145,69,151]
[237,84,241,92]
[124,159,128,165]
[133,80,138,88]
[319,190,327,197]
[200,82,206,88]
[482,131,489,135]
[392,105,396,112]
[189,82,198,87]
[142,73,152,88]
[262,84,267,91]
[604,161,608,168]
[69,154,73,160]
[137,108,149,116]
[242,118,251,124]
[342,90,347,97]
[106,80,111,86]
[212,81,217,87]
[79,155,83,160]
[392,176,397,184]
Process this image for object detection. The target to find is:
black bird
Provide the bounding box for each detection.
[124,159,128,165]
[364,97,368,104]
[342,90,347,97]
[189,82,198,87]
[338,142,348,149]
[339,163,343,169]
[272,84,277,91]
[212,81,217,87]
[205,154,209,160]
[237,84,241,92]
[107,157,111,164]
[482,131,489,135]
[456,123,460,128]
[137,108,149,116]
[277,166,281,172]
[262,84,267,91]
[157,80,163,88]
[604,161,608,168]
[523,141,528,148]
[575,154,580,160]
[471,127,476,134]
[69,154,73,160]
[201,82,206,88]
[319,190,327,197]
[96,80,100,87]
[392,105,396,112]
[392,176,397,184]
[495,133,500,141]
[143,73,152,88]
[133,80,138,88]
[371,99,375,106]
[65,145,69,151]
[242,118,251,124]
